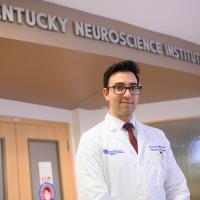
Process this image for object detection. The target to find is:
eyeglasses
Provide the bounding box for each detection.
[108,85,142,95]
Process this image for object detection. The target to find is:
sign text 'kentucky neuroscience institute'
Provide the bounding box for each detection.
[1,3,200,65]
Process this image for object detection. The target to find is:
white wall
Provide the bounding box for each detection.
[0,99,72,123]
[78,97,200,133]
[77,108,108,133]
[44,0,200,45]
[1,97,200,153]
[135,97,200,123]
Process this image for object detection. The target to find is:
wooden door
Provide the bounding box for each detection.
[0,116,77,200]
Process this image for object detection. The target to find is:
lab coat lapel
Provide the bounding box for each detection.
[135,120,148,160]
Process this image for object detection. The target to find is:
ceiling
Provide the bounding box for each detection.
[1,38,200,109]
[44,0,200,45]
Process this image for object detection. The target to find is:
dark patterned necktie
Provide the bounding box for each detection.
[123,123,138,154]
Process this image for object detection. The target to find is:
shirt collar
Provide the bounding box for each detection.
[105,112,137,131]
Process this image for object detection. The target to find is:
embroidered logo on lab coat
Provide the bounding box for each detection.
[103,149,125,155]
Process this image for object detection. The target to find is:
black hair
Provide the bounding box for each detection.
[103,60,140,88]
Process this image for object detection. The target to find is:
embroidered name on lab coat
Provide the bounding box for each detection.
[148,145,166,160]
[148,145,166,152]
[103,149,125,156]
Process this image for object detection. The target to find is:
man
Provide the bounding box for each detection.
[76,60,190,200]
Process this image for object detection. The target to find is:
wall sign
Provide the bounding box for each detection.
[0,3,200,65]
[73,21,200,65]
[0,4,68,32]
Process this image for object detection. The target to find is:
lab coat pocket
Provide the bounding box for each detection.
[145,152,166,187]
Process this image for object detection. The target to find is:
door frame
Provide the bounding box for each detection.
[0,121,19,200]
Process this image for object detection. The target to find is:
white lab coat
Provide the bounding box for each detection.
[76,113,190,200]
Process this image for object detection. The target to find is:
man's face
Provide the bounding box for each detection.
[103,71,140,122]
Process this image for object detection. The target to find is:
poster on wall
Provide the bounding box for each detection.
[39,162,53,184]
[39,162,55,200]
[39,182,55,200]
